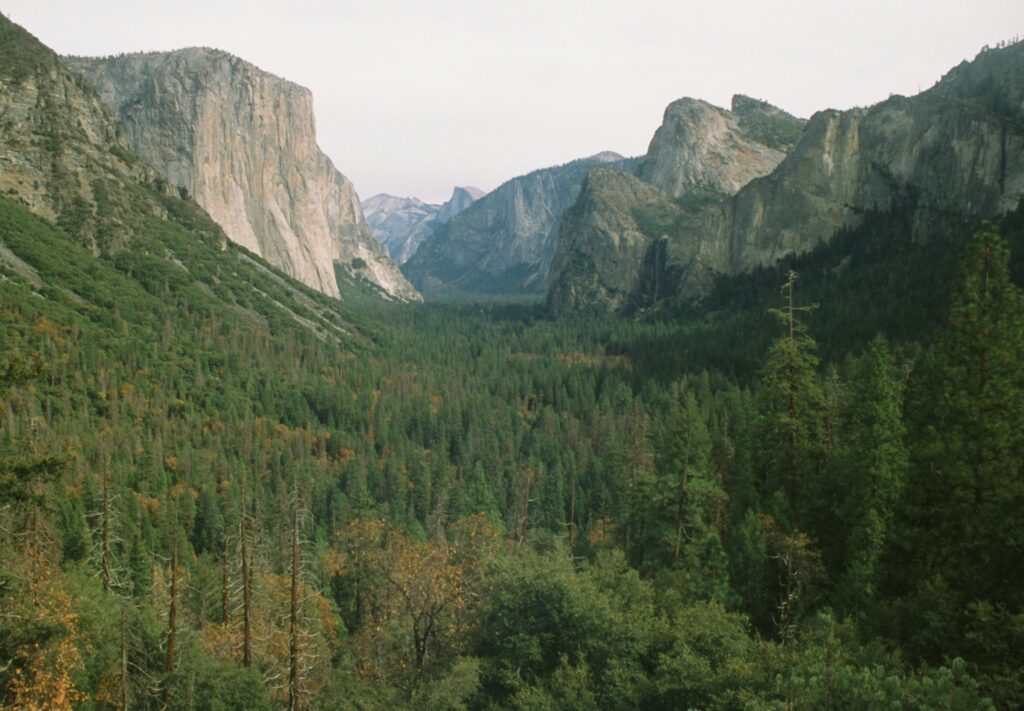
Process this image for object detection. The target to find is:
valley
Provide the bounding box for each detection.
[1,11,1022,711]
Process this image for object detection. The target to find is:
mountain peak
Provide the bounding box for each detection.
[584,150,626,163]
[639,94,797,198]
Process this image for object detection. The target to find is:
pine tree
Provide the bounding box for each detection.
[755,271,826,527]
[835,335,908,612]
[897,224,1024,705]
[903,223,1024,605]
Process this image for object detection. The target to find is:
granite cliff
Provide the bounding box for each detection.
[363,186,483,265]
[66,49,419,301]
[548,96,802,313]
[0,15,366,343]
[403,152,635,296]
[548,44,1024,314]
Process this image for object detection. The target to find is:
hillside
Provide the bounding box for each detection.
[1,14,1022,711]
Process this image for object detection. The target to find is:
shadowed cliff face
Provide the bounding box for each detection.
[402,152,635,296]
[66,49,420,302]
[548,43,1024,315]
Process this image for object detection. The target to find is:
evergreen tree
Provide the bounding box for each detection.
[902,224,1024,603]
[896,224,1024,706]
[755,272,826,528]
[656,390,729,600]
[834,336,907,612]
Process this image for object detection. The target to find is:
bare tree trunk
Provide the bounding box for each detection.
[221,543,229,627]
[567,468,576,557]
[673,466,688,564]
[288,501,301,711]
[241,469,253,668]
[163,524,178,709]
[101,468,111,593]
[120,606,129,711]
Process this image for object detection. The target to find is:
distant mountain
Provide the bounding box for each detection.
[66,49,420,302]
[363,186,483,265]
[402,152,637,296]
[548,45,1024,315]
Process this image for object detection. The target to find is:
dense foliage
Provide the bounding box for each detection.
[1,184,1022,709]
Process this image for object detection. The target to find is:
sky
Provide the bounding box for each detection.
[5,1,1022,203]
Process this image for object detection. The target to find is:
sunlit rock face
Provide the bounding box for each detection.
[68,48,420,301]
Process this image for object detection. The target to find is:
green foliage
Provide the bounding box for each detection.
[751,613,995,711]
[631,200,684,239]
[0,14,59,84]
[755,275,826,524]
[0,137,1018,709]
[735,106,805,151]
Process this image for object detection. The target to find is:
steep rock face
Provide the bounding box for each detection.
[66,49,419,301]
[363,194,436,265]
[549,96,800,313]
[363,186,483,265]
[549,44,1024,314]
[547,168,695,313]
[0,16,147,241]
[0,16,365,344]
[437,186,485,224]
[719,47,1024,276]
[403,152,633,295]
[639,97,797,197]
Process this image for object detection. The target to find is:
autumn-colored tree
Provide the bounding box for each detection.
[332,515,498,689]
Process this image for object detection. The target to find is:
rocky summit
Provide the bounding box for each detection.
[547,96,803,314]
[547,44,1024,314]
[402,152,635,296]
[66,49,420,301]
[363,186,484,265]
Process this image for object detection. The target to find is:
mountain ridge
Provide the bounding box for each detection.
[547,45,1024,314]
[363,185,484,265]
[402,151,637,296]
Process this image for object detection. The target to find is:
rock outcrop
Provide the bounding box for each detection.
[548,97,801,313]
[0,15,147,242]
[547,168,692,313]
[363,186,483,265]
[0,15,368,344]
[437,186,485,224]
[403,152,634,296]
[548,43,1024,314]
[639,96,796,198]
[66,49,419,301]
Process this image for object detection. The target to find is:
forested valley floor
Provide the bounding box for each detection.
[1,192,1023,709]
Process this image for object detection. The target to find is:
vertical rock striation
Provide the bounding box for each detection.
[548,96,801,313]
[66,49,419,301]
[548,43,1024,315]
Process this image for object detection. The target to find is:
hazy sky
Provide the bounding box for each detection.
[5,1,1022,202]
